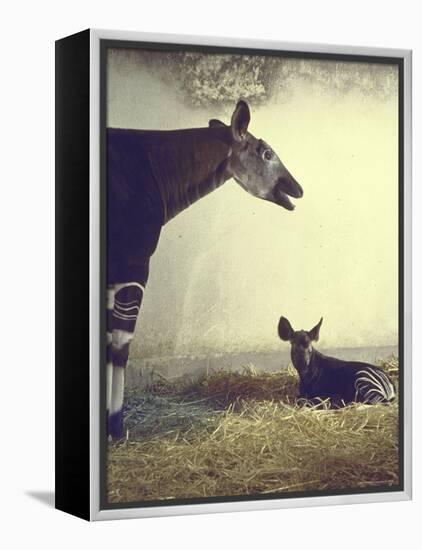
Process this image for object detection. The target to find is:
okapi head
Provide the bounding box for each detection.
[278,316,323,368]
[209,100,303,210]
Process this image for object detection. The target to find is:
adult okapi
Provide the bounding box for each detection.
[107,100,303,439]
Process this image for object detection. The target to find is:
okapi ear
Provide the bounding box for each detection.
[308,317,323,342]
[278,316,294,341]
[231,100,250,142]
[209,119,226,128]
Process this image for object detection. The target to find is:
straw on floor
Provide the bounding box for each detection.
[107,357,399,503]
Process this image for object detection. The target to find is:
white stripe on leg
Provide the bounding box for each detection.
[110,329,133,417]
[106,362,113,412]
[112,329,134,349]
[110,366,125,415]
[107,286,115,309]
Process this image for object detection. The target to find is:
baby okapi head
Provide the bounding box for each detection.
[278,316,323,369]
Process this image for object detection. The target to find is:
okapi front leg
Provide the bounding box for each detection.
[106,286,115,427]
[108,282,144,440]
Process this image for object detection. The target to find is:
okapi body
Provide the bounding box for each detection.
[106,100,303,439]
[278,316,396,406]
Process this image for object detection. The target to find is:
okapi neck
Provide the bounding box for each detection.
[148,127,233,224]
[291,348,316,378]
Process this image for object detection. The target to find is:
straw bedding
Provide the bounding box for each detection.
[107,357,399,503]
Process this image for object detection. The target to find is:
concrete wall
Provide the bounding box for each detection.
[107,49,399,359]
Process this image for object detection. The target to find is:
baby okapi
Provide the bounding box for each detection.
[278,316,396,406]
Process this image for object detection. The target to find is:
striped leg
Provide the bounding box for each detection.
[108,282,145,440]
[355,367,396,404]
[106,286,115,424]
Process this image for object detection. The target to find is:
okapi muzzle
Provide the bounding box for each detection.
[272,173,303,211]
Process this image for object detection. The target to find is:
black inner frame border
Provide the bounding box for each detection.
[99,38,405,511]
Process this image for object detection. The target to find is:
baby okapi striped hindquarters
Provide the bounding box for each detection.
[278,316,395,406]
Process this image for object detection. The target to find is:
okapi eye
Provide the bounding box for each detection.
[263,149,273,161]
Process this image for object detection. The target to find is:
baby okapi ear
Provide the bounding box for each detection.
[231,100,250,142]
[278,316,294,341]
[209,119,226,128]
[308,317,323,342]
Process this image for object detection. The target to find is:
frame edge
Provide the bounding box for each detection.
[88,29,412,521]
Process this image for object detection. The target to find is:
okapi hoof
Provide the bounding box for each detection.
[108,410,124,441]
